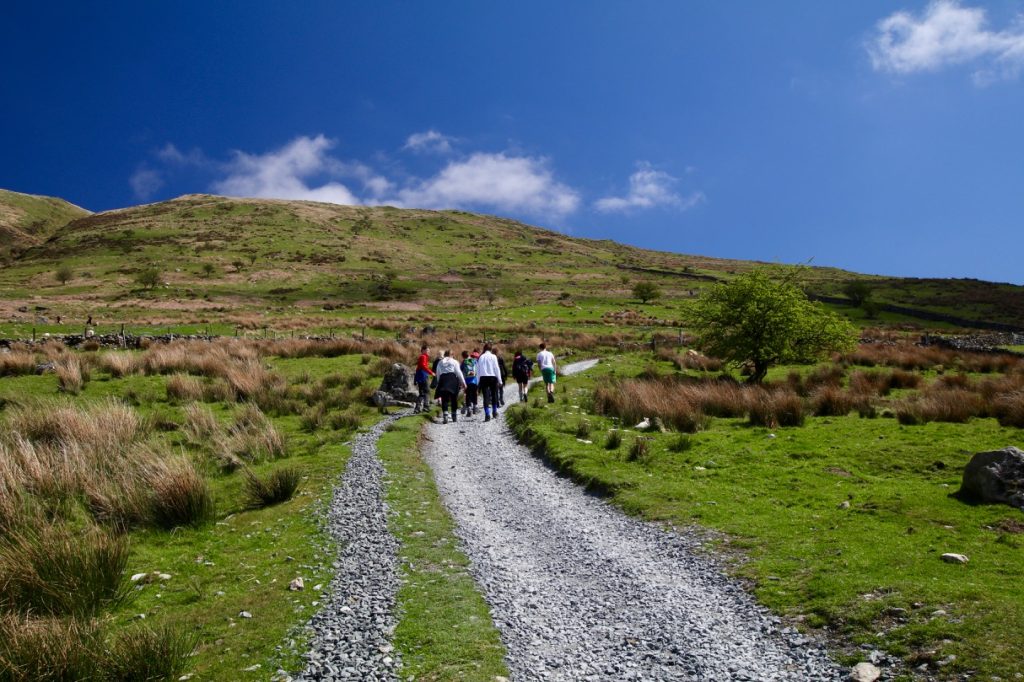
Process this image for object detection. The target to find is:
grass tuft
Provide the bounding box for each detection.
[244,466,302,509]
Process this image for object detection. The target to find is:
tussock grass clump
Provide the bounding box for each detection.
[594,380,711,433]
[604,430,622,450]
[810,385,856,417]
[0,616,196,682]
[505,405,531,430]
[97,351,138,378]
[144,456,215,529]
[992,391,1024,428]
[627,437,651,462]
[243,466,302,509]
[748,389,805,428]
[222,404,286,463]
[0,523,131,618]
[574,420,592,439]
[182,402,219,444]
[300,405,326,432]
[896,390,984,425]
[667,433,694,453]
[328,409,363,432]
[166,374,203,402]
[0,350,36,377]
[55,356,84,395]
[6,398,146,450]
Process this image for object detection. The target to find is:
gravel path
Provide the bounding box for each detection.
[296,412,406,682]
[421,359,844,681]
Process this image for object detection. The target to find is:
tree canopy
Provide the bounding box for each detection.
[633,281,661,304]
[686,269,856,383]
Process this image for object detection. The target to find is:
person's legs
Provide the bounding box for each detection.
[440,393,451,423]
[415,381,428,412]
[481,377,498,420]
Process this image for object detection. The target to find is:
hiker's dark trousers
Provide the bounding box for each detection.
[480,376,500,411]
[440,391,458,418]
[415,381,429,410]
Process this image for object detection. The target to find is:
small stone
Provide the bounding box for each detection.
[158,573,172,581]
[239,611,253,619]
[289,577,304,591]
[941,553,969,564]
[838,500,851,509]
[242,664,261,672]
[849,661,881,682]
[130,572,148,583]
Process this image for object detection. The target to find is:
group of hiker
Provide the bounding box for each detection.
[413,342,558,424]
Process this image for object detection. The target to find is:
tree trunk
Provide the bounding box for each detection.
[746,359,769,384]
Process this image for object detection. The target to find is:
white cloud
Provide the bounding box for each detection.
[595,163,704,213]
[137,134,581,218]
[391,152,580,218]
[868,1,1024,82]
[212,135,361,205]
[129,167,163,200]
[403,129,455,154]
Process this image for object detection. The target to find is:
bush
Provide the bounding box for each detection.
[0,351,37,377]
[810,386,855,417]
[244,467,302,508]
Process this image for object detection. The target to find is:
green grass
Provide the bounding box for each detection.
[507,354,1024,678]
[379,417,510,681]
[0,350,385,680]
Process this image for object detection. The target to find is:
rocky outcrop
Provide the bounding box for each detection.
[957,447,1024,509]
[371,363,418,407]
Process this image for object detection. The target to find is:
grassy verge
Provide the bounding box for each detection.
[506,354,1024,679]
[0,348,384,680]
[378,417,509,681]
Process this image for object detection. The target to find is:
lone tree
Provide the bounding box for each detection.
[686,268,856,383]
[633,281,661,304]
[842,280,873,307]
[201,263,216,277]
[136,267,161,290]
[55,264,74,285]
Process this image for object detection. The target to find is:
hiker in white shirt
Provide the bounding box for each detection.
[476,343,502,422]
[536,343,557,403]
[434,350,466,424]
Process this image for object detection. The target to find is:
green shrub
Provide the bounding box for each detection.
[604,430,622,450]
[667,434,694,453]
[627,437,651,462]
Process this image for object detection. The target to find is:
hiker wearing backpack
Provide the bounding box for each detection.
[460,350,479,416]
[511,350,533,402]
[413,343,435,414]
[476,343,501,422]
[434,350,466,424]
[537,342,557,403]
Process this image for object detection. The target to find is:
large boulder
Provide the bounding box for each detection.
[376,363,418,404]
[957,446,1024,509]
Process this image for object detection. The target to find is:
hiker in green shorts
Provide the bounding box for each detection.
[536,342,557,403]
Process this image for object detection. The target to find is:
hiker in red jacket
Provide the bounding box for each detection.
[414,343,435,413]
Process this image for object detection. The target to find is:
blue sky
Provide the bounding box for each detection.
[3,1,1024,284]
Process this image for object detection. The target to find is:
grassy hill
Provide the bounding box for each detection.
[0,189,90,254]
[1,192,1021,336]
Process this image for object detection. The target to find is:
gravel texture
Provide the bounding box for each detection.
[295,413,406,682]
[421,359,845,681]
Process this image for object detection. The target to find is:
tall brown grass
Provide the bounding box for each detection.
[2,401,213,530]
[0,350,36,377]
[97,351,138,378]
[166,374,204,402]
[54,356,84,395]
[895,390,984,425]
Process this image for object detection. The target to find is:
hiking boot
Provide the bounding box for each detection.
[473,406,478,415]
[443,414,448,424]
[452,412,457,423]
[547,393,555,403]
[484,414,491,422]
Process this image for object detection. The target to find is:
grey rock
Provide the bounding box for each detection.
[849,662,881,682]
[957,447,1024,509]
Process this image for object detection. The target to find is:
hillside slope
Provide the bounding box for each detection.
[1,192,1021,332]
[0,189,91,252]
